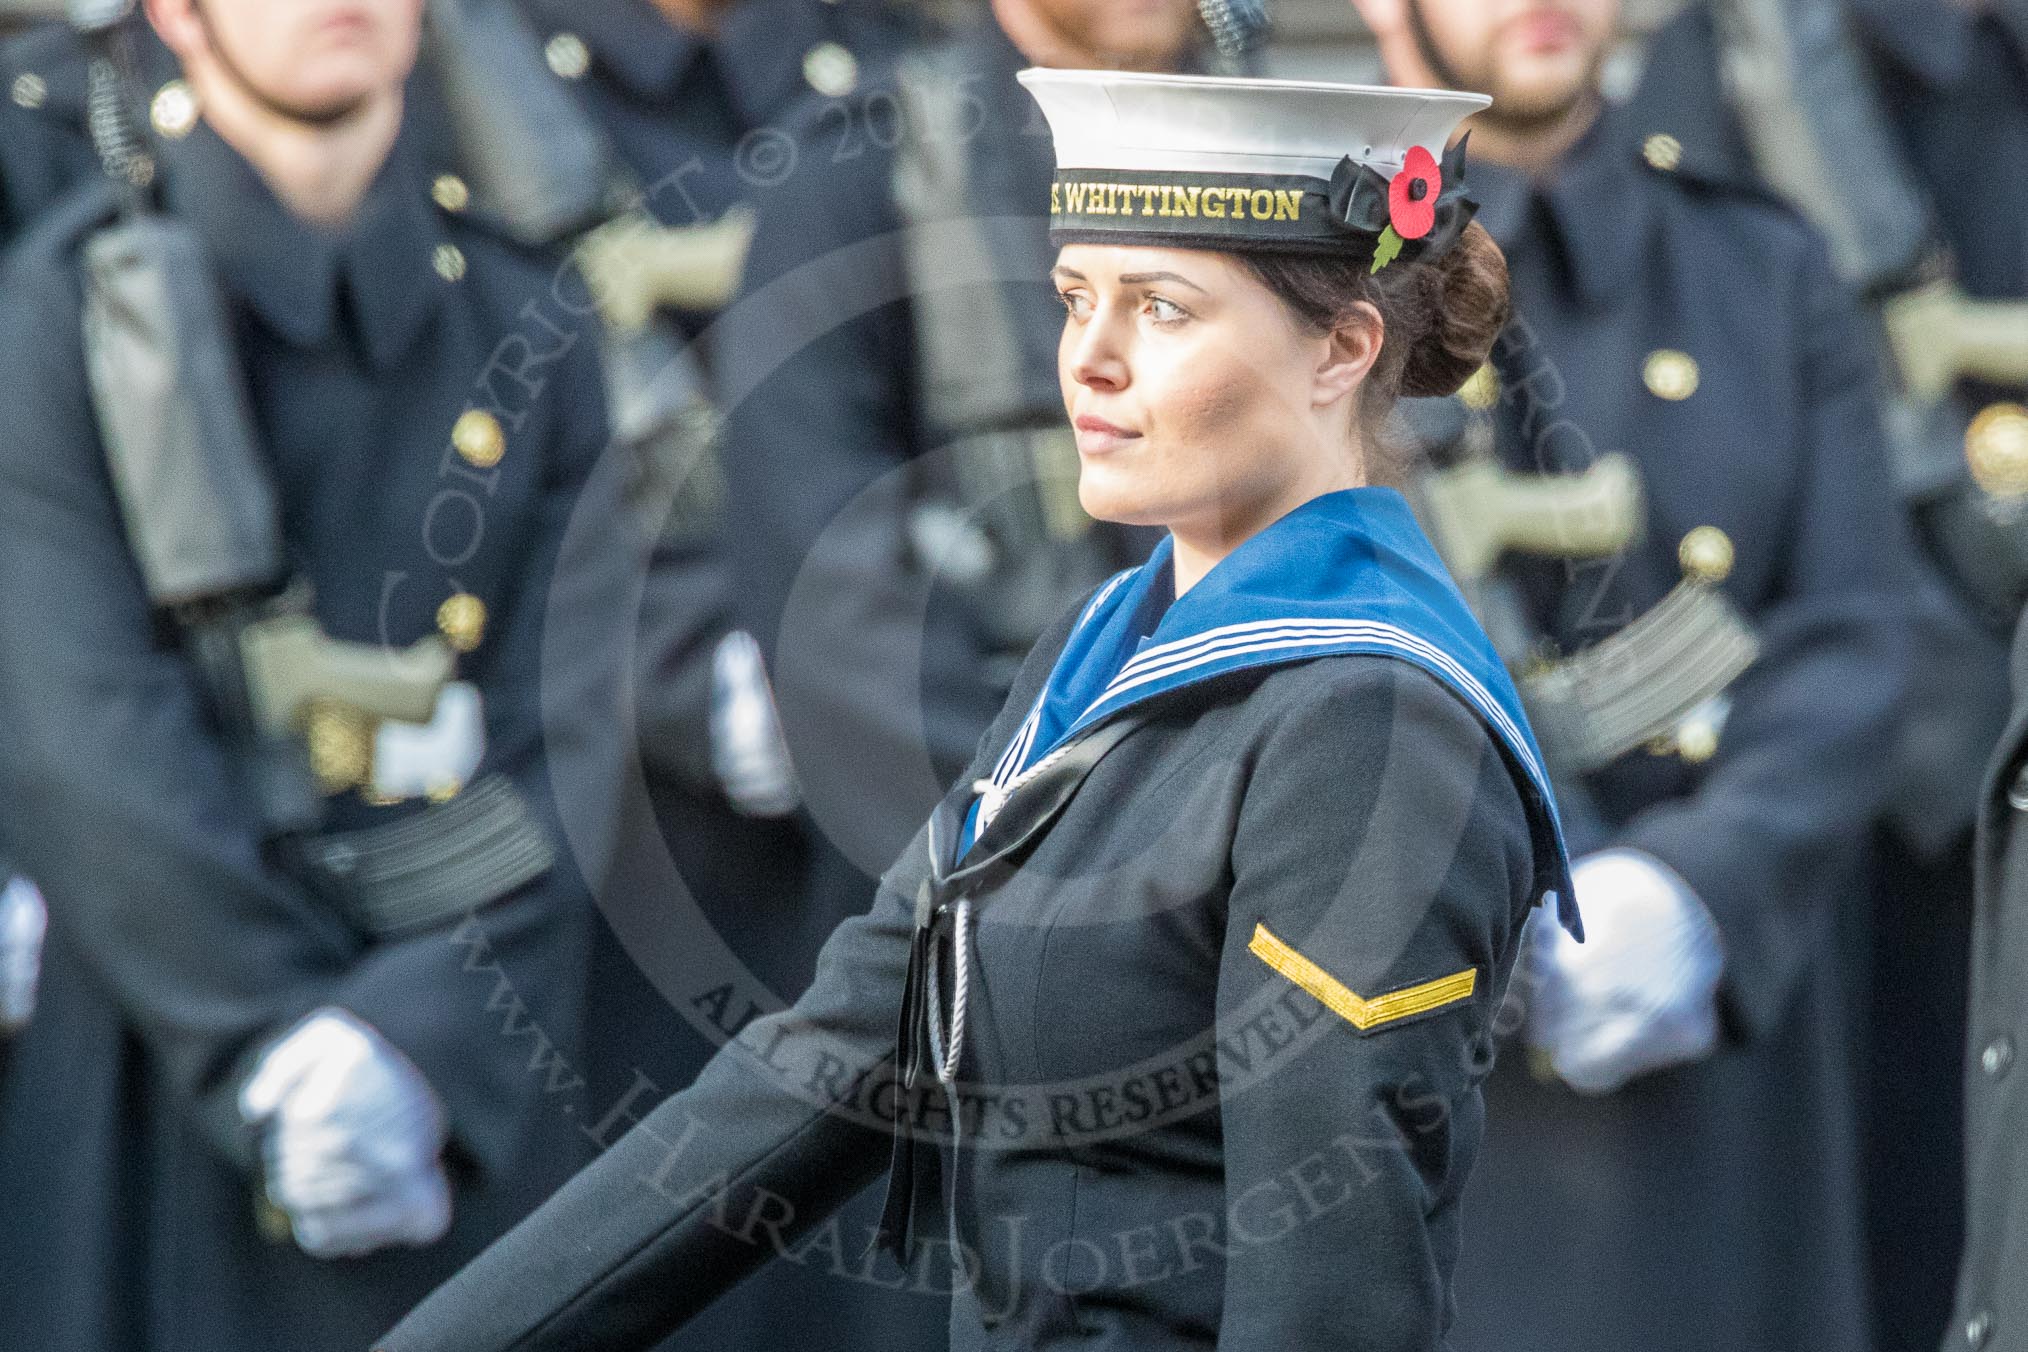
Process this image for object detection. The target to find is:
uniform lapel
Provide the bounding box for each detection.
[1535,110,1659,315]
[162,123,341,349]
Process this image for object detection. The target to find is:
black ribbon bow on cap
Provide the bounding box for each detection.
[1325,131,1480,265]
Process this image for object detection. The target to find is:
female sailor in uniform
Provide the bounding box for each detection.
[377,70,1579,1352]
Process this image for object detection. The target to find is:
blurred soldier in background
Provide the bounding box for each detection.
[0,10,103,236]
[1346,0,1917,1347]
[1631,4,2028,1344]
[512,0,916,343]
[716,0,1207,941]
[495,0,911,1081]
[0,1,636,1348]
[465,2,947,1347]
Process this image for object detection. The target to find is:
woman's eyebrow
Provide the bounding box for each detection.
[1117,271,1208,293]
[1048,267,1209,295]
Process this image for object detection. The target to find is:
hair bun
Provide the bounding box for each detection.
[1398,222,1511,399]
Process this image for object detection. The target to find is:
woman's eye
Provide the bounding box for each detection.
[1146,295,1189,325]
[1058,290,1092,319]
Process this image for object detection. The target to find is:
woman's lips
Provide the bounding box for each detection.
[1510,8,1580,52]
[1073,414,1142,456]
[314,6,377,41]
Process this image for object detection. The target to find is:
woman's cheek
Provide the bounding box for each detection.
[1169,333,1266,427]
[1164,367,1259,476]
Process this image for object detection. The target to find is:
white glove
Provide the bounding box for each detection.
[0,876,47,1032]
[1523,849,1724,1095]
[710,629,799,818]
[239,1008,452,1259]
[373,682,486,801]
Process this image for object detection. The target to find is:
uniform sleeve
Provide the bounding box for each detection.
[0,247,362,1164]
[372,843,916,1352]
[715,125,1007,872]
[1213,661,1538,1350]
[1613,235,1919,1042]
[372,602,1081,1352]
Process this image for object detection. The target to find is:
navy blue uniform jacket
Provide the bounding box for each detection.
[374,585,1558,1350]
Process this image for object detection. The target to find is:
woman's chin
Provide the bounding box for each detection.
[1077,471,1171,530]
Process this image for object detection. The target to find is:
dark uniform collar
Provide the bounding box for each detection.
[1469,104,1656,313]
[529,0,706,105]
[160,111,448,369]
[521,0,825,129]
[714,1,844,126]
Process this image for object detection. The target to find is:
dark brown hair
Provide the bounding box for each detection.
[1236,220,1511,485]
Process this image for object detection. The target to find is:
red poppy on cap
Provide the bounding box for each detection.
[1388,145,1441,240]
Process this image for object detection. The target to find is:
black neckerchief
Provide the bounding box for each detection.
[874,714,1142,1264]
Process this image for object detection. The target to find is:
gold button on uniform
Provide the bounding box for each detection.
[432,243,467,282]
[1966,402,2028,498]
[545,32,590,80]
[1679,525,1735,582]
[150,79,198,139]
[306,701,374,793]
[1643,348,1699,401]
[802,41,858,97]
[10,72,46,110]
[437,592,488,652]
[452,409,505,468]
[1642,132,1682,172]
[431,173,470,213]
[425,777,465,803]
[1459,362,1500,411]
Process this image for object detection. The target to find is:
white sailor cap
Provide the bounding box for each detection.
[1016,70,1489,271]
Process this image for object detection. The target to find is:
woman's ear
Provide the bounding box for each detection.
[1312,301,1383,411]
[144,0,205,64]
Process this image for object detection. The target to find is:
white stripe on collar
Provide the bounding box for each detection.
[1078,568,1138,627]
[1080,618,1545,788]
[990,703,1044,790]
[987,568,1137,792]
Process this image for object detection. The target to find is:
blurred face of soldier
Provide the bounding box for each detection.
[147,0,424,125]
[998,0,1202,72]
[1353,0,1618,127]
[1052,245,1380,576]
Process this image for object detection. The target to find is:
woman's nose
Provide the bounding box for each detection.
[1069,317,1129,392]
